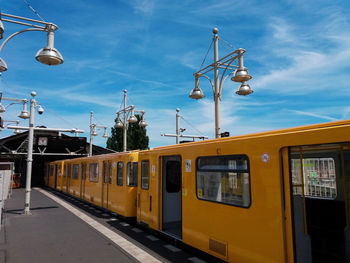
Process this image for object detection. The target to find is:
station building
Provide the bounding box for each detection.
[0,130,114,187]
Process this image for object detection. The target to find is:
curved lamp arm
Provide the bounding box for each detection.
[197,74,215,94]
[0,28,45,53]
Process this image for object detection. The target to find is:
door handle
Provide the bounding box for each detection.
[150,195,152,212]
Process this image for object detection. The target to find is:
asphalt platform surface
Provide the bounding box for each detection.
[0,188,223,263]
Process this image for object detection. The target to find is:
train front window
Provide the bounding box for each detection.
[127,162,138,187]
[72,164,79,180]
[141,160,149,190]
[89,163,99,182]
[117,162,123,186]
[196,155,250,207]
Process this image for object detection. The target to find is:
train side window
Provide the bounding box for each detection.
[57,165,61,177]
[117,162,124,186]
[67,164,71,178]
[141,160,149,190]
[290,148,338,199]
[72,164,79,180]
[103,162,108,183]
[166,160,181,193]
[81,163,87,180]
[63,165,67,177]
[196,155,251,208]
[127,162,138,187]
[109,163,112,184]
[89,163,99,182]
[50,165,54,176]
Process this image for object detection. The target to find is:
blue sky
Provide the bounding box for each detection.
[0,0,349,148]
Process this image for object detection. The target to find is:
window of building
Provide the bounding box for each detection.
[166,160,181,193]
[72,164,79,180]
[141,160,149,190]
[127,162,138,187]
[196,155,251,207]
[117,162,123,186]
[89,163,99,182]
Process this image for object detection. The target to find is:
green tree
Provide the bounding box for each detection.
[106,114,149,152]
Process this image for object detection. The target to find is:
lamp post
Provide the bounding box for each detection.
[189,28,253,138]
[0,12,63,72]
[89,111,108,156]
[114,90,147,152]
[161,108,208,144]
[0,91,42,214]
[3,91,84,214]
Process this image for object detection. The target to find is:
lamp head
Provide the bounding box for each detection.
[13,129,21,135]
[36,30,64,66]
[0,103,5,113]
[236,82,253,96]
[189,86,205,100]
[0,20,4,40]
[231,67,252,82]
[35,47,64,66]
[0,57,8,72]
[128,115,138,123]
[139,120,147,127]
[18,110,30,119]
[18,102,29,119]
[102,127,108,138]
[114,118,123,128]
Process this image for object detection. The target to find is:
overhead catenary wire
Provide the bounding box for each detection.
[23,0,46,22]
[180,116,206,137]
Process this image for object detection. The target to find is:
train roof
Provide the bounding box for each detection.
[48,119,350,163]
[147,118,350,152]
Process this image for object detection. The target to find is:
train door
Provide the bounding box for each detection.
[53,165,57,188]
[102,161,111,208]
[80,163,87,200]
[67,164,71,194]
[161,155,182,239]
[62,164,67,192]
[138,160,150,223]
[283,144,350,263]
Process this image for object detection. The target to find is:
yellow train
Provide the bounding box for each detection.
[46,119,350,262]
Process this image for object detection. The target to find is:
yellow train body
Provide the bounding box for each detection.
[46,119,350,262]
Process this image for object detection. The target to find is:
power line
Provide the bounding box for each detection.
[23,0,46,22]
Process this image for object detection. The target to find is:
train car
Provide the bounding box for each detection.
[136,119,350,262]
[48,151,139,218]
[48,159,63,191]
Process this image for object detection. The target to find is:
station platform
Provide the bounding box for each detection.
[0,188,219,263]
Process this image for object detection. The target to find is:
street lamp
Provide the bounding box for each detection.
[89,111,108,156]
[1,91,43,214]
[114,90,147,152]
[0,12,63,72]
[0,120,21,134]
[3,91,84,214]
[189,28,253,138]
